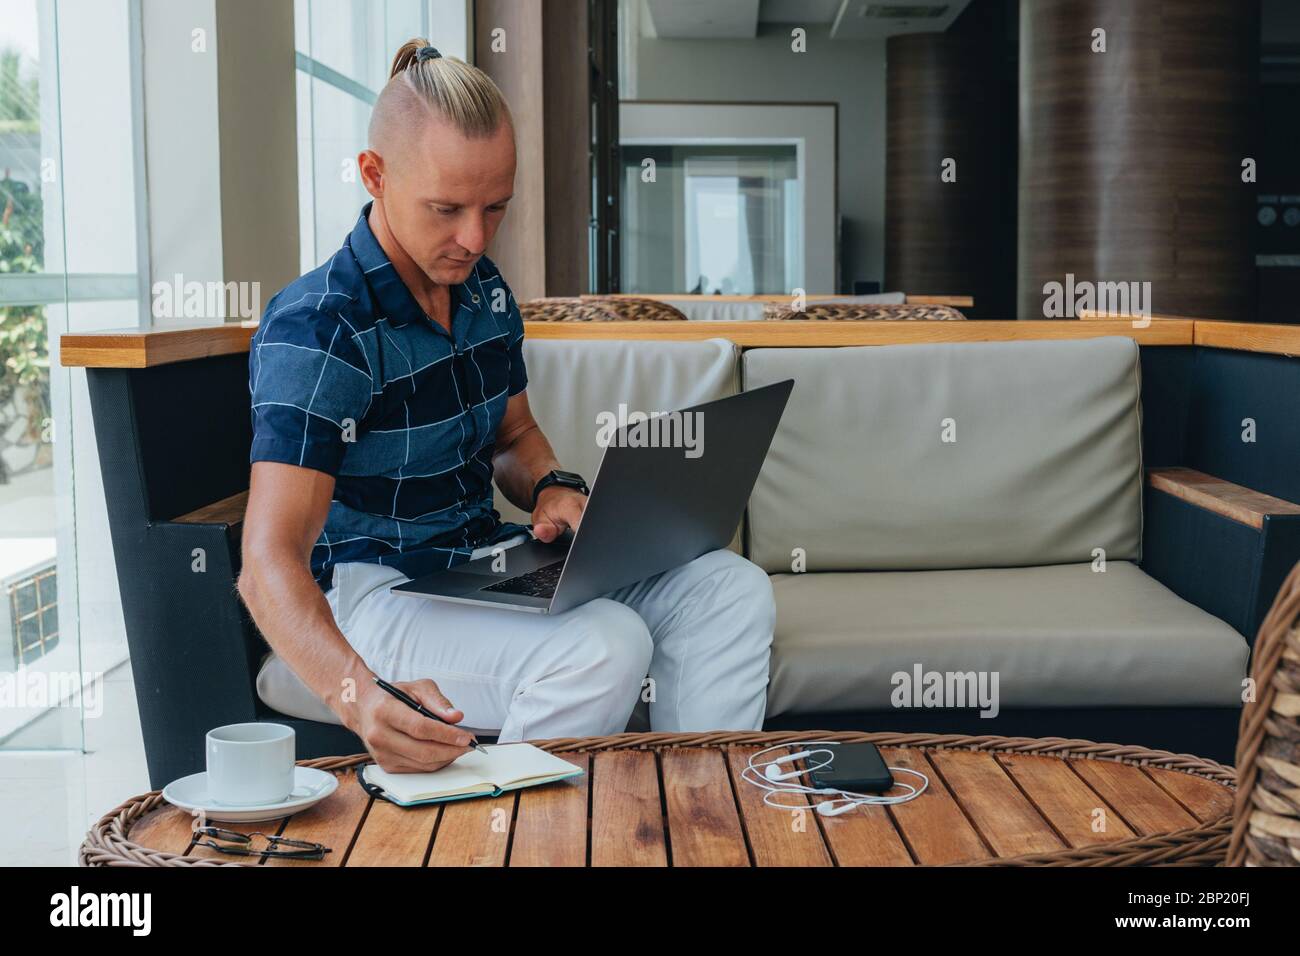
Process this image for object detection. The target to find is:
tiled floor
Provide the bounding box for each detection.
[0,660,149,866]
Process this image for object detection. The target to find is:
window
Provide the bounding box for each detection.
[621,144,802,295]
[295,0,471,271]
[0,0,145,749]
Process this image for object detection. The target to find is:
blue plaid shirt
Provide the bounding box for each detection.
[249,202,532,591]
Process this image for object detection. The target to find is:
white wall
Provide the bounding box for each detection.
[141,0,225,311]
[632,25,886,292]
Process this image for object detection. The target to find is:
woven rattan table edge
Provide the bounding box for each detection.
[80,730,1237,868]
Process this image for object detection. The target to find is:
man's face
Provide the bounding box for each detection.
[378,118,516,286]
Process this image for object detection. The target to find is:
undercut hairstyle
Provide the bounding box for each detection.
[368,38,512,151]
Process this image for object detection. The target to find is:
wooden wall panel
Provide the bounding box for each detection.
[1018,0,1260,321]
[885,31,1015,319]
[542,1,591,296]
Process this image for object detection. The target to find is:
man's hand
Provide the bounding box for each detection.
[349,677,474,773]
[531,486,587,542]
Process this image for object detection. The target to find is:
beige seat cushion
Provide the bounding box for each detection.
[494,337,742,550]
[766,562,1247,716]
[743,337,1143,573]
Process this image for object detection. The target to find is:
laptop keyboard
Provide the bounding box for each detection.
[480,560,566,598]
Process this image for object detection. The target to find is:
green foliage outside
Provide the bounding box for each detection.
[0,45,50,482]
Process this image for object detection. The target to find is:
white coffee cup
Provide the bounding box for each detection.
[206,722,296,806]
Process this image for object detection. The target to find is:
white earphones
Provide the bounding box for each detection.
[763,749,823,782]
[742,740,929,816]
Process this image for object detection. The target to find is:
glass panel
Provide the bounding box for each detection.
[304,76,375,268]
[1,0,142,752]
[295,1,470,269]
[620,143,801,295]
[0,0,71,749]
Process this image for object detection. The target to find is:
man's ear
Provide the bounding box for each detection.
[358,149,385,198]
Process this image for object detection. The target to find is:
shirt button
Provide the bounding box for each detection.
[471,294,480,303]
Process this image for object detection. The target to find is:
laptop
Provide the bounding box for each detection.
[391,379,794,614]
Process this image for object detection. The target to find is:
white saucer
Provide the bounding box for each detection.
[161,766,339,823]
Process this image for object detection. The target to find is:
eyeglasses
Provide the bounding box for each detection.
[192,826,331,861]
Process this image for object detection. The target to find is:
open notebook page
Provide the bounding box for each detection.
[363,742,581,802]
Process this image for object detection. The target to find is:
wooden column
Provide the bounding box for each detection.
[1019,0,1260,321]
[885,31,1015,319]
[474,0,594,299]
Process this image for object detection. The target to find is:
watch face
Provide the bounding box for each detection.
[554,471,583,483]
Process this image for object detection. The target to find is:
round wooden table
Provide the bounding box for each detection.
[80,731,1236,867]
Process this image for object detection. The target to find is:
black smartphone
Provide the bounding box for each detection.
[808,743,893,793]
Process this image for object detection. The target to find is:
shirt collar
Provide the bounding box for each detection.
[348,201,475,330]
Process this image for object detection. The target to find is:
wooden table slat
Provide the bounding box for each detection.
[346,799,439,867]
[509,753,590,867]
[880,747,992,865]
[1069,759,1200,836]
[267,771,370,867]
[661,748,750,867]
[590,750,668,867]
[1144,767,1236,824]
[926,750,1065,858]
[725,747,833,867]
[427,793,517,867]
[995,753,1137,847]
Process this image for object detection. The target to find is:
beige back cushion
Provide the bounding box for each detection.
[743,336,1143,573]
[493,337,742,530]
[659,299,766,322]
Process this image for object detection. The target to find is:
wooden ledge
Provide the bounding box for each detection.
[60,318,1190,367]
[1147,467,1300,530]
[171,490,249,526]
[523,319,1191,346]
[61,323,257,368]
[60,317,1300,370]
[1194,321,1300,357]
[1078,310,1201,322]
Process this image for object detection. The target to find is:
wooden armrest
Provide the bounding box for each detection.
[1146,467,1300,530]
[172,490,249,526]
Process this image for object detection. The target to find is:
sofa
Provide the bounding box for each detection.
[82,328,1272,788]
[499,335,1248,756]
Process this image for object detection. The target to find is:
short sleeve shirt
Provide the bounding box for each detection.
[249,201,532,591]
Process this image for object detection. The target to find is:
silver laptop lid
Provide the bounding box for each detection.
[546,379,794,614]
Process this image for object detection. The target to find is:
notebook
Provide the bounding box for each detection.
[359,743,583,807]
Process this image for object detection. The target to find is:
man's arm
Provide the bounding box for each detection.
[493,390,587,541]
[236,460,473,772]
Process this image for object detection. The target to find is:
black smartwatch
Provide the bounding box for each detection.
[531,469,589,509]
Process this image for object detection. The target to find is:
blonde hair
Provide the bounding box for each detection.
[368,38,511,148]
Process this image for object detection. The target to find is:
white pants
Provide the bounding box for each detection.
[256,547,776,740]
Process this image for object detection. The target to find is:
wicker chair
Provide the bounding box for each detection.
[1227,558,1300,866]
[520,296,688,322]
[761,302,966,321]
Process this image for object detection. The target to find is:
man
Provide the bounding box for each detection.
[237,41,775,773]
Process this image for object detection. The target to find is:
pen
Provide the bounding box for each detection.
[371,676,489,755]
